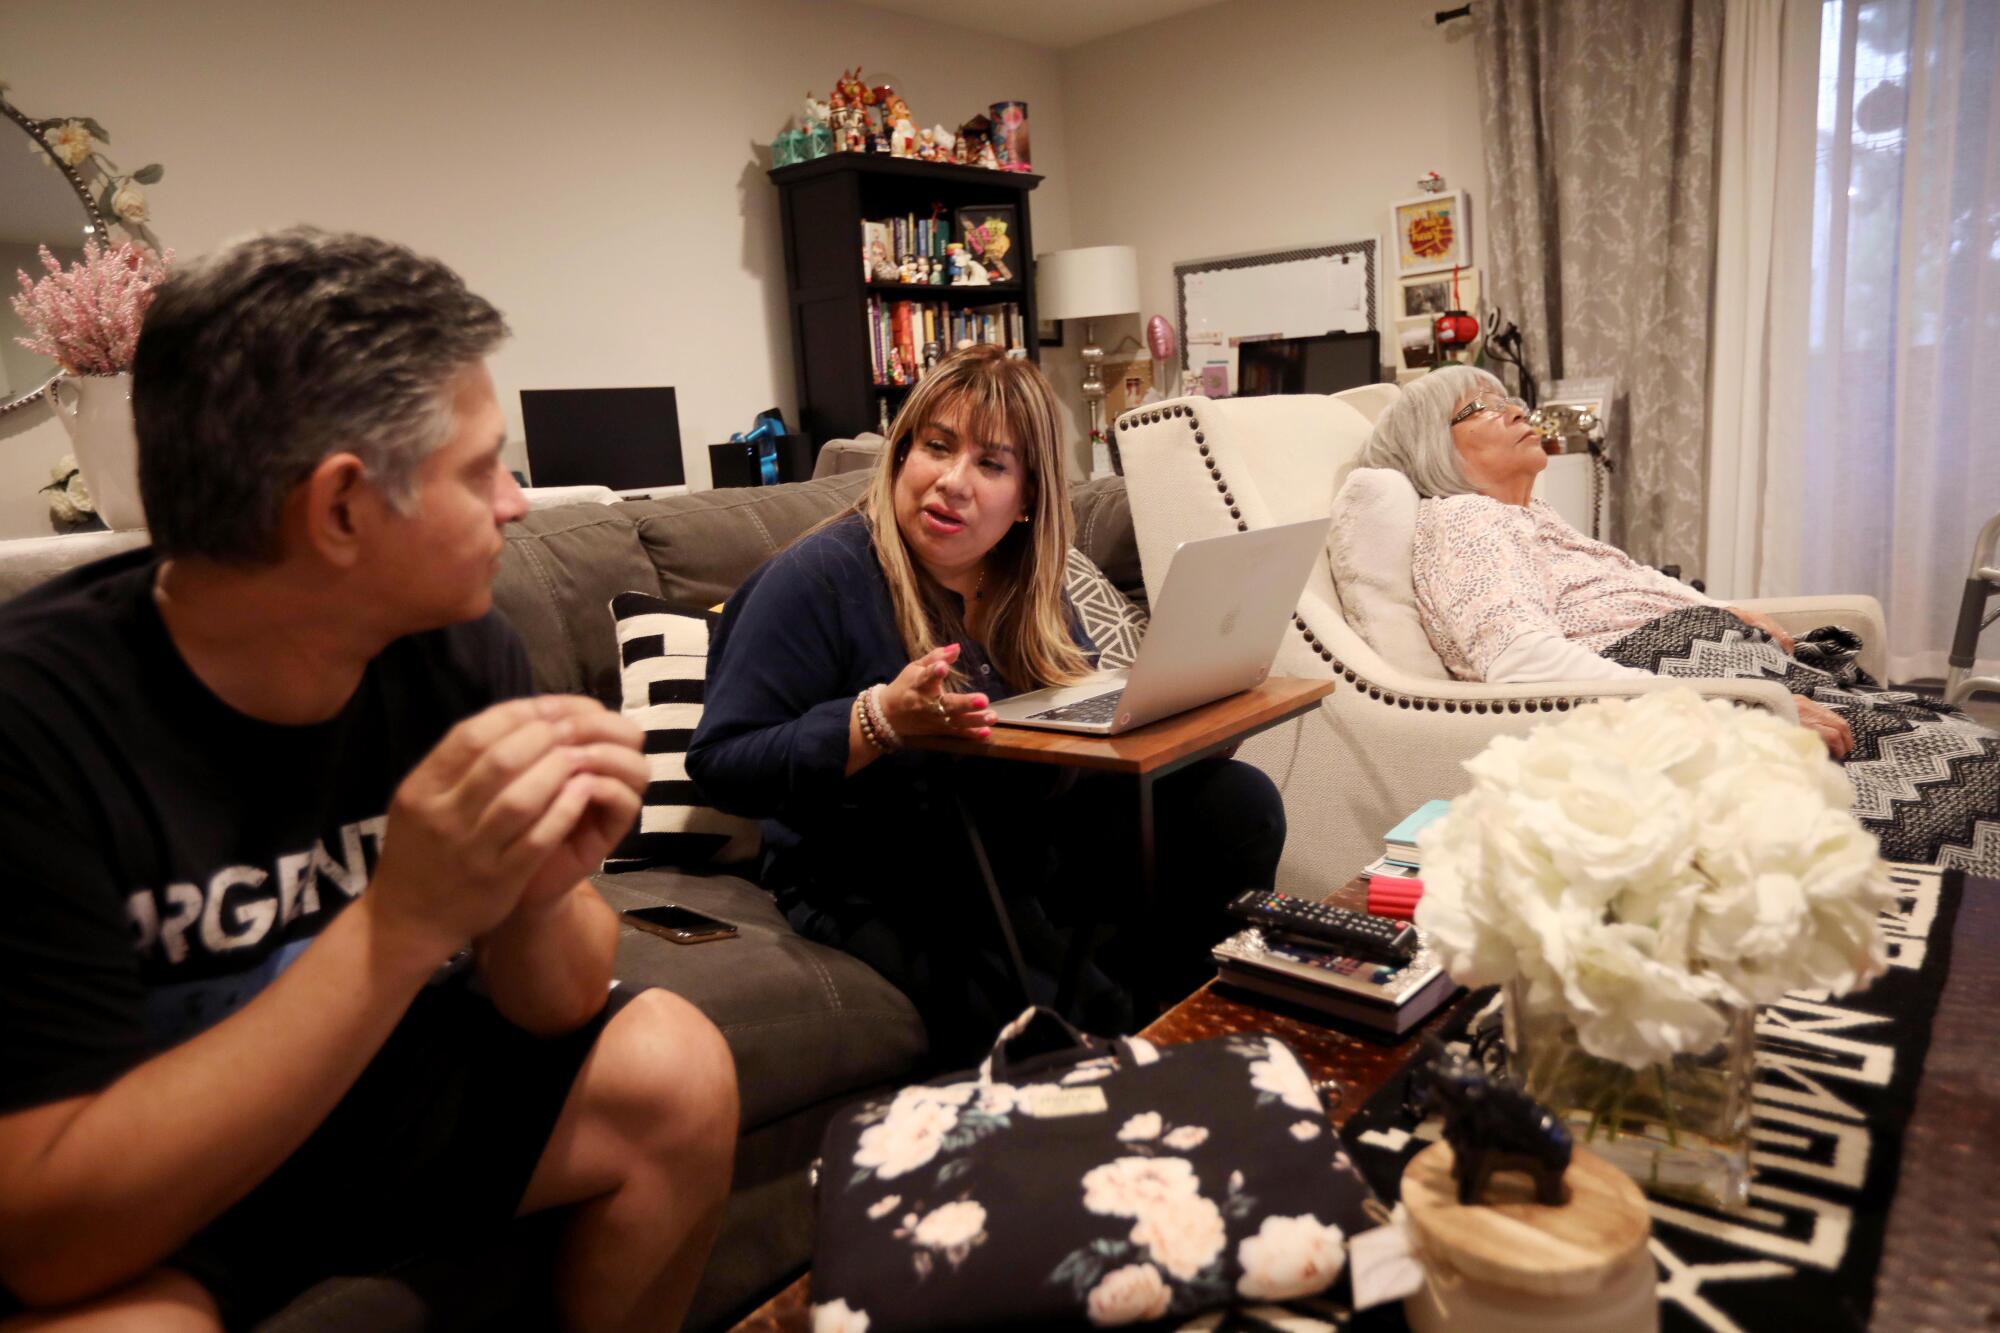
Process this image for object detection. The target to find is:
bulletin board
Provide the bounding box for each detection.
[1174,239,1380,372]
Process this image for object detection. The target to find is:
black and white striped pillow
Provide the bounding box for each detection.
[605,591,760,871]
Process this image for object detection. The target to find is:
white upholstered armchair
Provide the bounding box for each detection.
[1112,388,1889,897]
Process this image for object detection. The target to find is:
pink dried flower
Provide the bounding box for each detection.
[10,240,174,377]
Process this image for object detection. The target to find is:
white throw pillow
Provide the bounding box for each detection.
[1325,468,1451,679]
[605,592,762,869]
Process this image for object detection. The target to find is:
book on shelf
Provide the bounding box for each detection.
[1211,923,1458,1035]
[863,297,1025,388]
[860,212,953,279]
[1382,799,1450,869]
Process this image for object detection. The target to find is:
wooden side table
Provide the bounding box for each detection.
[904,676,1334,1016]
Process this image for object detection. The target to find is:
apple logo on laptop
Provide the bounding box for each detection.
[1219,608,1240,638]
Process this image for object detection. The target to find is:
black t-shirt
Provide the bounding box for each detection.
[0,549,532,1115]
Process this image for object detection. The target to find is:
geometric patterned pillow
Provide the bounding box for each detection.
[603,591,761,871]
[1064,546,1150,670]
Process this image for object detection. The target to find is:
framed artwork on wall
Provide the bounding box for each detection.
[1036,316,1064,346]
[955,204,1020,285]
[1390,190,1470,276]
[1398,267,1479,319]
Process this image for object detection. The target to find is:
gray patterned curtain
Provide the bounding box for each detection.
[1472,0,1724,573]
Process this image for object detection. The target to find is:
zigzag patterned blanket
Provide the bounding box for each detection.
[1601,606,2000,875]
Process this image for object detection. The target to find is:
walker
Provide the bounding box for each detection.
[1944,511,2000,706]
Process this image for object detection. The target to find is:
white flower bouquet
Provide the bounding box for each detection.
[1414,689,1895,1202]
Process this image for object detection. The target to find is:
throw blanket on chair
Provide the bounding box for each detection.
[1602,606,2000,874]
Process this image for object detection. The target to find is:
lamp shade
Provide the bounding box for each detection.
[1037,245,1140,322]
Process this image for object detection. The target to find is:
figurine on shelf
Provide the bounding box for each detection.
[929,254,946,285]
[975,138,1000,171]
[931,125,957,162]
[951,132,971,166]
[878,89,918,158]
[831,69,876,154]
[1410,1044,1572,1207]
[960,254,989,286]
[886,346,907,386]
[898,256,917,284]
[944,243,966,284]
[805,96,835,158]
[916,128,940,162]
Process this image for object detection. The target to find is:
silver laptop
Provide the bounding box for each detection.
[991,516,1331,736]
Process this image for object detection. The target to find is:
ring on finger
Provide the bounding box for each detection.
[934,696,950,721]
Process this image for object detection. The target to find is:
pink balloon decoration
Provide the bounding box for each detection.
[1147,315,1175,362]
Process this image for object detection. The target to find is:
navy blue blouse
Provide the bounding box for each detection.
[686,513,1096,900]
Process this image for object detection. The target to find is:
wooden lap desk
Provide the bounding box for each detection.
[902,677,1333,1016]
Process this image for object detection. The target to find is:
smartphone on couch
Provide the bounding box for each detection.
[621,904,739,945]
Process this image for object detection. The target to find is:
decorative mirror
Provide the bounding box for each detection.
[0,92,162,417]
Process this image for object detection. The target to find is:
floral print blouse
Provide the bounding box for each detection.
[1412,494,1716,681]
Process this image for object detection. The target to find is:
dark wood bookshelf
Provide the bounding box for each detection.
[770,154,1042,445]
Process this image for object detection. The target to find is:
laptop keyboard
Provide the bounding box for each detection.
[1027,689,1125,724]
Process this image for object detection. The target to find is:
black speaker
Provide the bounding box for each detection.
[708,435,817,488]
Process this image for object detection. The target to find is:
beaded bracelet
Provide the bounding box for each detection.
[854,691,883,753]
[864,683,902,752]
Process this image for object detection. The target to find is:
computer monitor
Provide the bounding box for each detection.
[520,386,685,490]
[1234,331,1381,397]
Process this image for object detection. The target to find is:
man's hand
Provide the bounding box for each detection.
[369,696,643,958]
[1729,606,1797,654]
[512,699,646,914]
[1795,695,1855,759]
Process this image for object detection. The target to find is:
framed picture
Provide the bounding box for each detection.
[954,204,1020,285]
[1398,267,1480,319]
[1390,190,1470,275]
[1103,353,1156,422]
[1036,316,1064,347]
[1395,316,1439,372]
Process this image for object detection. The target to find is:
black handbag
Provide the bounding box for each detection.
[810,1008,1377,1331]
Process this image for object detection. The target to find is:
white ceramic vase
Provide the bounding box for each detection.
[50,372,145,531]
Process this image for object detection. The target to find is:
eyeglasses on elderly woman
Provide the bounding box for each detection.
[1449,396,1529,426]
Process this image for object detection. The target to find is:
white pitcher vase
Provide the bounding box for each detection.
[50,372,145,531]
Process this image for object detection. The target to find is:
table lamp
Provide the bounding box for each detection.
[1037,246,1140,472]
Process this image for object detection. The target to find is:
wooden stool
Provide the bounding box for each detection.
[1399,1142,1658,1332]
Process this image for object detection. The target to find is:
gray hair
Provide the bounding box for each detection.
[133,228,509,563]
[1354,365,1506,498]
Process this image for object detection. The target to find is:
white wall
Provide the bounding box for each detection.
[0,0,1073,537]
[1055,0,1485,390]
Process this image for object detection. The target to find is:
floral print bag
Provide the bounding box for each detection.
[810,1007,1378,1331]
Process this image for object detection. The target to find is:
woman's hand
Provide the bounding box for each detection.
[1794,695,1854,759]
[1728,606,1796,654]
[881,642,1000,740]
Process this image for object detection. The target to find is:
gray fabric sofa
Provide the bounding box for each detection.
[272,469,1144,1329]
[0,465,1143,1330]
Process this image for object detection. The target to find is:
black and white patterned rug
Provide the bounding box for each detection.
[1335,863,1960,1333]
[1603,606,2000,875]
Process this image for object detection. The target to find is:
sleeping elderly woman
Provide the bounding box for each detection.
[1356,365,2000,875]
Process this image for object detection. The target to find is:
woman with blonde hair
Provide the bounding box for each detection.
[689,346,1284,1060]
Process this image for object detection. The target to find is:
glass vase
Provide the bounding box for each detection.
[1502,980,1755,1209]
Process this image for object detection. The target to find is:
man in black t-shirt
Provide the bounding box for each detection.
[0,231,737,1331]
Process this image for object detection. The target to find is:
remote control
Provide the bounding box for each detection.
[1227,889,1419,961]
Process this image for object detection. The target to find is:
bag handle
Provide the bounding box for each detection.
[983,1005,1105,1082]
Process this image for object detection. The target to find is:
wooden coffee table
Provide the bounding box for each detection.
[728,877,1454,1332]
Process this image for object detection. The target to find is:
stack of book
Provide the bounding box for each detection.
[1365,798,1449,878]
[1210,799,1459,1034]
[1212,920,1454,1035]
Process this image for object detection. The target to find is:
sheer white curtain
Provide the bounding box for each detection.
[1705,0,1822,600]
[1795,0,2000,682]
